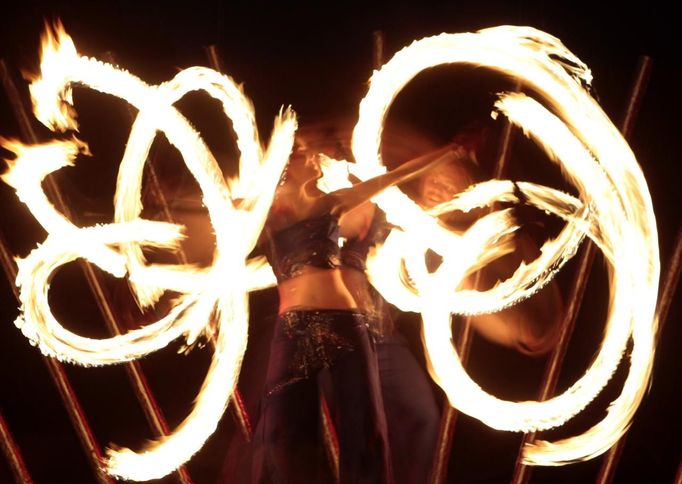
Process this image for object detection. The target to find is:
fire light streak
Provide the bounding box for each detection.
[1,22,658,479]
[354,26,659,464]
[3,21,296,480]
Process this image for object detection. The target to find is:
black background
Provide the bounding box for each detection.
[0,1,680,483]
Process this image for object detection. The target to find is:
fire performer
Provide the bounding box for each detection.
[336,197,441,484]
[251,134,461,483]
[333,129,562,484]
[412,139,563,357]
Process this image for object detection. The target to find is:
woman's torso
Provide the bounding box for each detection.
[266,194,385,314]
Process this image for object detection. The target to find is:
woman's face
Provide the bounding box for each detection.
[287,137,322,183]
[418,163,468,208]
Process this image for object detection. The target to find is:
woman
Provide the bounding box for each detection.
[336,139,562,484]
[414,155,562,355]
[338,200,442,484]
[251,135,460,484]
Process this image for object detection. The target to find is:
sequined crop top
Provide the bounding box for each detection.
[265,213,343,282]
[339,209,389,273]
[265,209,391,281]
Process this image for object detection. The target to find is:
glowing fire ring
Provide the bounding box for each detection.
[354,26,659,465]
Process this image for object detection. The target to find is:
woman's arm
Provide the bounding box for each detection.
[465,232,563,356]
[318,144,466,216]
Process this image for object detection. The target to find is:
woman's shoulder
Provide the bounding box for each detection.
[269,191,340,228]
[268,207,338,237]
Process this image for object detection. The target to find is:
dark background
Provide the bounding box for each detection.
[0,1,680,483]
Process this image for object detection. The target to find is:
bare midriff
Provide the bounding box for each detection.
[277,265,362,314]
[339,267,376,311]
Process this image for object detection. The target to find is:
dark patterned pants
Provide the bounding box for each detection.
[252,309,392,484]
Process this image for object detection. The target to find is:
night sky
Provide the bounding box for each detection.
[0,2,680,483]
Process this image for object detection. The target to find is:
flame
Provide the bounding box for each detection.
[3,21,295,480]
[354,26,658,464]
[26,20,80,131]
[1,22,658,479]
